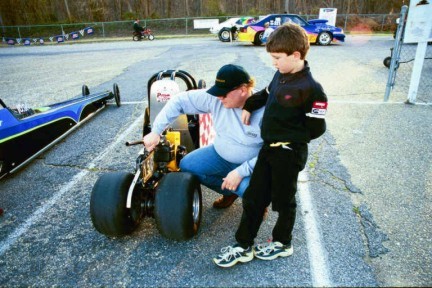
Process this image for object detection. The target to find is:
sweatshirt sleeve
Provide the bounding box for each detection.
[152,90,213,134]
[234,156,257,178]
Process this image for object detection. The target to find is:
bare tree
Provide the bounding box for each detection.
[64,0,72,21]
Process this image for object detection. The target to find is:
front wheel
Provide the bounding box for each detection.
[218,28,232,42]
[148,34,155,41]
[317,32,332,46]
[154,172,202,241]
[90,172,143,236]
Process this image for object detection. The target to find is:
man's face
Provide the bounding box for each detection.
[216,86,247,108]
[270,52,299,74]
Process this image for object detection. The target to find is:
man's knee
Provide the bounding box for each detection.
[179,157,193,172]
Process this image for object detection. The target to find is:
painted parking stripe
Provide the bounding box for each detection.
[298,171,332,287]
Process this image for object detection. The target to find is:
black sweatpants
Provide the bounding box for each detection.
[235,143,308,247]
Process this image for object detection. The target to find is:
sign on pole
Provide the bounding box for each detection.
[319,8,337,26]
[404,0,432,103]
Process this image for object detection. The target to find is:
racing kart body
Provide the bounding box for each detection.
[90,70,208,241]
[0,84,121,179]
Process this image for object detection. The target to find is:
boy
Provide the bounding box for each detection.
[213,23,328,268]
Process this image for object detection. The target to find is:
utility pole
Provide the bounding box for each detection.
[285,0,290,13]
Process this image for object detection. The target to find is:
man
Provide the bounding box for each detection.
[143,64,264,208]
[261,22,274,44]
[133,19,144,34]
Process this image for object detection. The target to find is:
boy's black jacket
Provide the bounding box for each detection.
[244,62,327,143]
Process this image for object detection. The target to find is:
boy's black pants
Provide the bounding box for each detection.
[235,143,308,247]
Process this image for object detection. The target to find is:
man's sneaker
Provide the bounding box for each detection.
[213,244,253,268]
[253,241,293,260]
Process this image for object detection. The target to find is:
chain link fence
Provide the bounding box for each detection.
[1,14,399,41]
[384,6,432,104]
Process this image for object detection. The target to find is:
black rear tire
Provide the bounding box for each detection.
[252,31,263,46]
[154,172,202,240]
[198,79,206,89]
[90,172,142,236]
[383,57,391,68]
[82,85,90,96]
[113,83,121,107]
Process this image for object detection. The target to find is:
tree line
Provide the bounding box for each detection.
[0,0,406,26]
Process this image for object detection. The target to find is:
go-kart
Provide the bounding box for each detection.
[0,84,121,179]
[90,70,207,241]
[133,28,155,41]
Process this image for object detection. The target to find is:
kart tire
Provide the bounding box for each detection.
[383,57,391,68]
[90,172,142,236]
[218,28,232,42]
[154,172,202,240]
[113,83,121,107]
[198,79,206,89]
[148,34,155,41]
[82,85,90,96]
[252,31,263,46]
[133,35,141,41]
[317,32,332,46]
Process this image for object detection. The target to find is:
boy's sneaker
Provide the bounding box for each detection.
[253,241,293,260]
[213,244,253,268]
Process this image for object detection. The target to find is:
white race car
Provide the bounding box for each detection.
[209,17,254,42]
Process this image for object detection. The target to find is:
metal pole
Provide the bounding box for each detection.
[384,5,408,102]
[285,0,289,13]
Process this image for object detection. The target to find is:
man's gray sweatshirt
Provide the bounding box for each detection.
[151,89,264,178]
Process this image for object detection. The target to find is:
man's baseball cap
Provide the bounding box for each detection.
[207,64,251,97]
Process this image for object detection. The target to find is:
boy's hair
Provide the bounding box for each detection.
[266,23,310,60]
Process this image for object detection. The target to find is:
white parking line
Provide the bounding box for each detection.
[298,171,332,287]
[0,114,143,257]
[107,101,145,105]
[330,100,432,105]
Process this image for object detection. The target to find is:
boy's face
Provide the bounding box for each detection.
[270,52,302,74]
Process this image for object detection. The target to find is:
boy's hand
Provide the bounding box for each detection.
[241,110,251,125]
[143,132,160,151]
[221,170,242,192]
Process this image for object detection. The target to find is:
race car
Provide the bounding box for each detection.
[238,13,346,46]
[0,84,121,179]
[209,16,255,42]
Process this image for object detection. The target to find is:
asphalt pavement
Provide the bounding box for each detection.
[0,35,431,287]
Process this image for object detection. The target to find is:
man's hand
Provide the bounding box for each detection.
[143,132,160,151]
[221,170,242,192]
[241,110,251,125]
